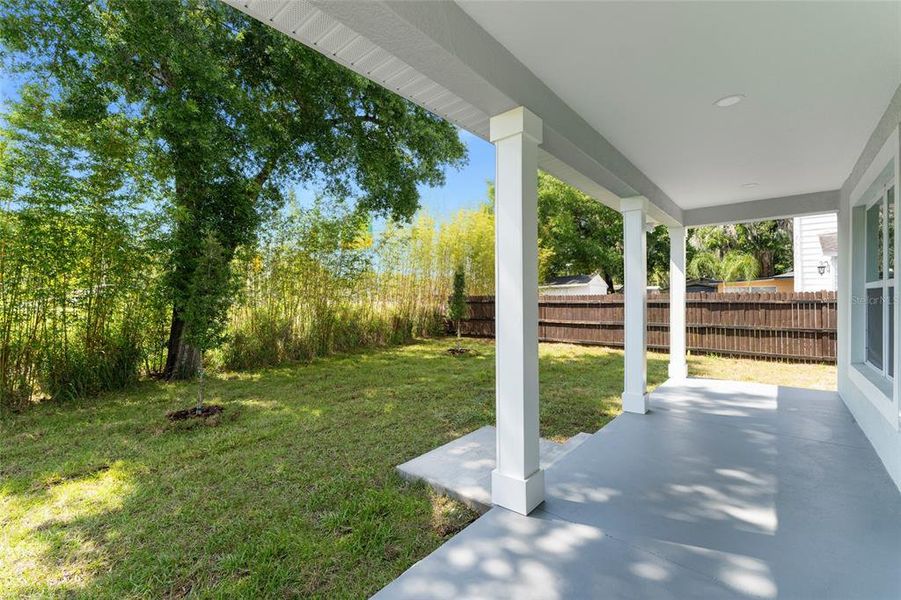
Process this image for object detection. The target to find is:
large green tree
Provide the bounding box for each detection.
[536,173,623,289]
[534,173,670,289]
[734,220,793,277]
[0,0,466,378]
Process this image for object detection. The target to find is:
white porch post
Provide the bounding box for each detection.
[621,197,649,414]
[489,106,545,515]
[668,225,689,380]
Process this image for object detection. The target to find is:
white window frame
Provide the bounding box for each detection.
[863,185,895,380]
[848,126,900,430]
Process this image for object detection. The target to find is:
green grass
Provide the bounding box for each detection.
[0,338,836,599]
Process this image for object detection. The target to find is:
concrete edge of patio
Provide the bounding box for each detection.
[396,426,592,513]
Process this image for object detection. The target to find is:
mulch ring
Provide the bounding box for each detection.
[446,347,471,356]
[166,405,224,422]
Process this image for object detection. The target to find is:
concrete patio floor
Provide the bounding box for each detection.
[396,425,591,512]
[375,378,901,599]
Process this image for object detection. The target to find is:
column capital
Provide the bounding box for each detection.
[667,224,687,233]
[490,106,543,144]
[619,196,648,213]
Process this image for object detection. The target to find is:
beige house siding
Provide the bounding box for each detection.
[718,277,795,294]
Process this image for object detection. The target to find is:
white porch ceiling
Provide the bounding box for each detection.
[457,1,901,211]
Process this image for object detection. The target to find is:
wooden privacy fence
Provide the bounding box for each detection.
[460,291,837,363]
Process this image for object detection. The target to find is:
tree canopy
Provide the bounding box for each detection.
[688,221,793,281]
[536,173,623,289]
[534,173,670,289]
[0,0,466,377]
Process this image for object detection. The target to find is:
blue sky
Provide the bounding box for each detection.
[415,129,494,221]
[1,71,495,223]
[0,71,22,102]
[292,128,494,222]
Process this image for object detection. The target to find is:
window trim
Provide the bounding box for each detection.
[856,163,899,383]
[863,185,895,380]
[848,127,900,430]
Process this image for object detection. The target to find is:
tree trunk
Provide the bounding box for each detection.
[163,306,200,380]
[602,273,615,293]
[759,251,775,278]
[196,351,204,413]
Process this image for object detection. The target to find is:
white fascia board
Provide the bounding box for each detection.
[843,84,901,199]
[683,190,840,227]
[302,0,682,225]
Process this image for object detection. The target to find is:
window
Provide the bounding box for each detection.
[864,184,895,377]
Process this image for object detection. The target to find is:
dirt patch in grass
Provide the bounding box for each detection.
[445,347,471,356]
[166,405,224,421]
[430,493,478,538]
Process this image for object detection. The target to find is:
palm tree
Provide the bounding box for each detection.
[721,251,761,282]
[687,250,721,280]
[687,249,761,282]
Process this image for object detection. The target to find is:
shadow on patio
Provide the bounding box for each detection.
[375,378,901,599]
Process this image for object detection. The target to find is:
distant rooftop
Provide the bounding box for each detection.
[820,232,838,256]
[542,274,595,286]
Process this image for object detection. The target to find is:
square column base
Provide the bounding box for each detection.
[668,362,689,380]
[622,391,649,414]
[491,468,545,515]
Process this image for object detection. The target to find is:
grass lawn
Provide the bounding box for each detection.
[0,338,836,599]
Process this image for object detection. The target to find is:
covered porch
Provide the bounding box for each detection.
[223,1,901,597]
[376,377,901,599]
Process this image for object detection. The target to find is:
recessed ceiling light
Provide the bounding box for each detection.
[741,182,759,188]
[714,94,745,108]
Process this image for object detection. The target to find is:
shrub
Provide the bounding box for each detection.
[39,335,142,403]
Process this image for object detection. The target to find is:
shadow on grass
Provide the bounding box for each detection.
[1,338,655,598]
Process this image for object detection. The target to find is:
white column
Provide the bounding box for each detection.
[489,106,544,515]
[668,225,689,380]
[621,197,649,414]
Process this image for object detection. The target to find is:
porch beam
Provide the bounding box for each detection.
[668,225,689,380]
[683,190,840,227]
[489,106,544,515]
[621,197,649,414]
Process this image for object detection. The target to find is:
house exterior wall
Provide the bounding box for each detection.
[539,277,608,296]
[793,213,838,292]
[838,87,901,493]
[539,285,589,296]
[718,278,794,294]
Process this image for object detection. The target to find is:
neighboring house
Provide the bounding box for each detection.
[539,274,608,296]
[685,278,721,293]
[718,272,795,293]
[793,213,839,291]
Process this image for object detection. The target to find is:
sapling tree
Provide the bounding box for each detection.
[181,232,235,413]
[448,265,467,349]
